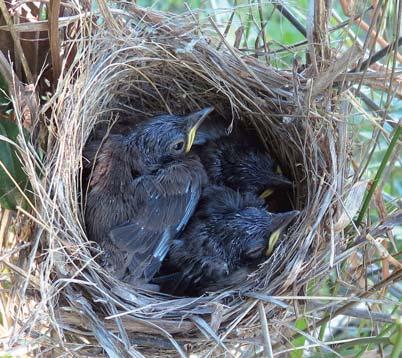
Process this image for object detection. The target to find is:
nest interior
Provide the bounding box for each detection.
[11,5,348,356]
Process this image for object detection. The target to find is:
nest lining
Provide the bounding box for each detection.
[11,5,347,356]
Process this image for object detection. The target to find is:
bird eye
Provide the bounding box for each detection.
[171,140,185,152]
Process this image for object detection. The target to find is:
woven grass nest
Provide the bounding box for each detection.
[9,5,351,357]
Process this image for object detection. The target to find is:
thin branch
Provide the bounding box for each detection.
[349,36,402,73]
[366,233,402,270]
[356,121,402,225]
[272,269,402,351]
[274,1,306,37]
[49,0,62,82]
[351,88,396,126]
[216,1,237,51]
[0,0,34,83]
[258,302,273,358]
[355,18,402,64]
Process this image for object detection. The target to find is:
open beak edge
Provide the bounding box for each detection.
[185,107,214,152]
[265,210,300,256]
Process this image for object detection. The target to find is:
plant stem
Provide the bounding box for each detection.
[356,121,402,226]
[391,319,402,358]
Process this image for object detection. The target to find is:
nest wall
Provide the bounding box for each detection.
[9,5,349,356]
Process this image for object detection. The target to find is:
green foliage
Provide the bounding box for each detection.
[390,318,402,358]
[290,317,308,358]
[357,124,402,225]
[0,120,30,210]
[0,73,11,111]
[137,0,201,12]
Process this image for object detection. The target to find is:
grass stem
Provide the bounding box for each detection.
[356,121,402,226]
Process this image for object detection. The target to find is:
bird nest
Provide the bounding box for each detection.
[7,4,351,357]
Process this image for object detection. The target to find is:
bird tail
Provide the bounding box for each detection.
[142,227,173,281]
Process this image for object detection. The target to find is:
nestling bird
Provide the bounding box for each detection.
[84,107,214,285]
[194,136,293,198]
[155,185,299,295]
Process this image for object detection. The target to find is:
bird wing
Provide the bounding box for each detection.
[109,160,205,281]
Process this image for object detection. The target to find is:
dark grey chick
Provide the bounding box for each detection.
[155,185,299,295]
[84,107,214,285]
[194,136,293,198]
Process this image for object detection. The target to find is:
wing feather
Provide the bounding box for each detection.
[109,158,206,280]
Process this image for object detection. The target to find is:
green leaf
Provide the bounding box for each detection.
[0,73,10,108]
[390,318,402,358]
[356,123,402,226]
[0,120,30,210]
[290,318,308,358]
[39,4,48,20]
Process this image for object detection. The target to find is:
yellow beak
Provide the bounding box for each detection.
[186,125,198,153]
[265,210,299,256]
[265,228,281,256]
[260,188,274,199]
[185,107,214,153]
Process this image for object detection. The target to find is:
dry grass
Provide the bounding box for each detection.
[0,1,401,357]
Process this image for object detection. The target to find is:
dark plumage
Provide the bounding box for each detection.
[84,107,214,285]
[155,185,299,295]
[194,137,292,197]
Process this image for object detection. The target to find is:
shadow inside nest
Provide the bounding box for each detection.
[82,106,300,298]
